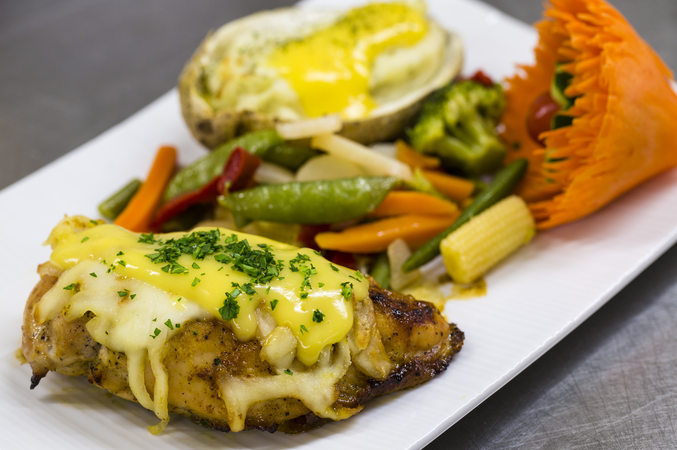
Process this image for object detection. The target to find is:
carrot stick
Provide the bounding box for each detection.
[315,213,458,253]
[396,140,440,169]
[421,170,475,203]
[369,191,459,218]
[115,145,177,232]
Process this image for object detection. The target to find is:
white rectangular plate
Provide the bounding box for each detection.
[3,0,677,448]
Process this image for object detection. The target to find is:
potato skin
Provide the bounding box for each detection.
[178,9,464,149]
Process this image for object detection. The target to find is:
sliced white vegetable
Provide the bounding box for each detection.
[275,115,342,140]
[253,162,295,185]
[388,238,421,290]
[311,133,413,181]
[295,154,367,182]
[369,142,397,159]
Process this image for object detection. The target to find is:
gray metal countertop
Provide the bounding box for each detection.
[2,0,676,448]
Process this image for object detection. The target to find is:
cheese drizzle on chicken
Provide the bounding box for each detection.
[22,217,463,432]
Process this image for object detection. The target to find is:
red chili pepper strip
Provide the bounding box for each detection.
[217,147,262,194]
[297,225,331,250]
[325,251,358,270]
[467,70,495,87]
[151,147,262,230]
[150,176,220,231]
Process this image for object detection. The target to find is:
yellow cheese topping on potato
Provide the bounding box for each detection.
[266,2,428,118]
[48,219,368,366]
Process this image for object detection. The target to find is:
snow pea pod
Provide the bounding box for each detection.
[164,130,282,202]
[219,176,399,225]
[264,143,318,171]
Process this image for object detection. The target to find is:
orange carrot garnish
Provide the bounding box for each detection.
[115,146,177,232]
[421,170,475,203]
[315,214,458,254]
[501,0,677,229]
[369,191,458,218]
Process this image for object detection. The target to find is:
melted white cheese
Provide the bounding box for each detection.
[37,261,209,429]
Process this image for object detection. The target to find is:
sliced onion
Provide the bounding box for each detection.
[276,115,342,140]
[388,238,421,290]
[253,162,295,185]
[311,133,413,181]
[295,154,367,182]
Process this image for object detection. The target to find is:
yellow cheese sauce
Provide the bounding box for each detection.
[266,2,428,119]
[48,219,368,366]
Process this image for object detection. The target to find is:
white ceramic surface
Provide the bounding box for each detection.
[3,0,676,448]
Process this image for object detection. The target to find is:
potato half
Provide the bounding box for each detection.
[179,7,464,148]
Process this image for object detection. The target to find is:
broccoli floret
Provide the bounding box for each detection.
[407,80,507,176]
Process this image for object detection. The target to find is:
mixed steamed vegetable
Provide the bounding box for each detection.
[100,75,533,295]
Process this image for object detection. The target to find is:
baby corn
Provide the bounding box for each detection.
[440,195,534,283]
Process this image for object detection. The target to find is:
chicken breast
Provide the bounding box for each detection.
[22,262,463,433]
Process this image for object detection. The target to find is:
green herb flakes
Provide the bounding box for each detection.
[312,309,325,323]
[340,282,353,301]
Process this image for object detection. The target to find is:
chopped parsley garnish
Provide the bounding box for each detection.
[318,282,325,288]
[239,282,256,296]
[289,253,311,272]
[117,289,129,297]
[340,281,353,301]
[213,358,221,366]
[63,283,76,291]
[300,324,309,334]
[312,309,325,323]
[191,277,200,287]
[89,272,97,278]
[219,287,241,321]
[270,299,279,310]
[117,260,126,267]
[130,294,136,299]
[117,251,124,256]
[89,219,99,226]
[349,273,362,282]
[164,319,174,330]
[192,262,200,269]
[81,236,89,243]
[150,328,161,339]
[284,369,293,375]
[290,252,317,294]
[138,233,156,244]
[330,263,339,272]
[300,292,308,299]
[160,262,187,274]
[144,230,283,285]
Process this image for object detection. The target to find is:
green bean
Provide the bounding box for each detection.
[219,176,399,225]
[164,130,283,201]
[98,178,141,220]
[264,143,318,171]
[402,158,528,272]
[370,252,391,289]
